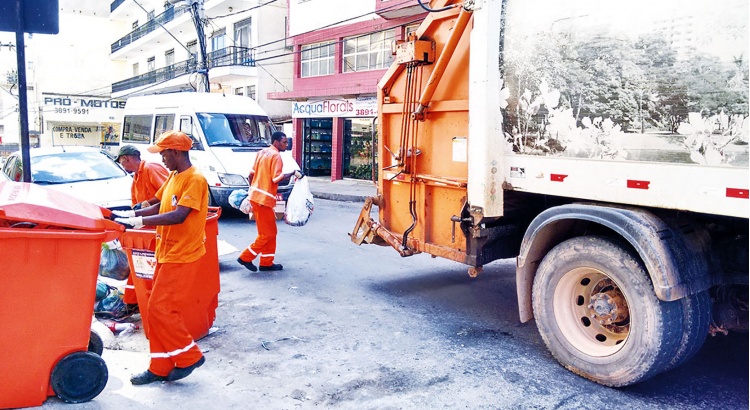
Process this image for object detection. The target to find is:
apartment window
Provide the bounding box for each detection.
[343,29,395,73]
[301,41,335,77]
[147,56,155,72]
[186,40,197,61]
[234,18,252,48]
[211,28,226,52]
[132,63,139,76]
[165,49,175,66]
[247,85,256,100]
[235,87,244,96]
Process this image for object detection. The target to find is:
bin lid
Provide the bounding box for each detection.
[0,180,124,232]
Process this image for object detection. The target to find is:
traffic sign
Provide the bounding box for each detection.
[0,0,59,34]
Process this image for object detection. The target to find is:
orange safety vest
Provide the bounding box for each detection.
[248,145,284,208]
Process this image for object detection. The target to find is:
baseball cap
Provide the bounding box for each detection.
[116,145,140,161]
[147,130,193,153]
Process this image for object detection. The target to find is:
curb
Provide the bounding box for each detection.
[310,191,369,203]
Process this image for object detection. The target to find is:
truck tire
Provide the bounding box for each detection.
[665,290,711,371]
[532,236,682,387]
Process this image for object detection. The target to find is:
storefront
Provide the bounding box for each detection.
[292,96,377,181]
[42,93,126,155]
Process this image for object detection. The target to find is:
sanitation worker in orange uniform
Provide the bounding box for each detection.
[112,131,208,385]
[116,144,169,210]
[115,145,169,307]
[237,131,300,272]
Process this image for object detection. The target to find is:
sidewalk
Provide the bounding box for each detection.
[305,176,376,203]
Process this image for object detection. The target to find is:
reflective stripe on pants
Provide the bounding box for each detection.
[239,201,277,267]
[147,261,204,376]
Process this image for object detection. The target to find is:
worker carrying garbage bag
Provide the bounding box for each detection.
[236,131,301,272]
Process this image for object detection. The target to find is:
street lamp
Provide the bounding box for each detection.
[168,0,209,92]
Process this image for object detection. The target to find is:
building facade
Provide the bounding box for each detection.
[0,0,122,155]
[269,0,426,181]
[109,0,293,122]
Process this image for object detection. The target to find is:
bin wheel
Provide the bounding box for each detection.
[51,351,108,403]
[88,330,104,356]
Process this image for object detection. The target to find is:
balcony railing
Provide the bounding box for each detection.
[110,0,125,13]
[111,6,189,53]
[111,47,255,94]
[112,59,197,93]
[208,46,256,68]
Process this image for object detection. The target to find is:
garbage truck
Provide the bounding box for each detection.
[351,0,748,386]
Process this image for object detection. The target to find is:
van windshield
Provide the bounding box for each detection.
[196,113,274,147]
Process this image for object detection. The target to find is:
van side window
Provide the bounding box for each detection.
[179,116,193,135]
[122,115,153,144]
[154,114,175,139]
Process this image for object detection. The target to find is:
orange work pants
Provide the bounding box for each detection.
[147,261,204,376]
[239,201,277,267]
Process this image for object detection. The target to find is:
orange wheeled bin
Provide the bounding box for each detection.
[119,207,221,340]
[0,181,123,408]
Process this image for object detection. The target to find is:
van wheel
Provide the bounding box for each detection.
[532,236,682,387]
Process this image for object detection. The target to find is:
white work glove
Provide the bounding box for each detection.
[112,209,136,218]
[114,216,144,229]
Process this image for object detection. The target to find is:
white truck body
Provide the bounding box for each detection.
[465,0,748,219]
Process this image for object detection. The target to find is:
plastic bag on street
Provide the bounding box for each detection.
[98,240,130,281]
[284,177,314,226]
[229,189,252,214]
[94,282,129,319]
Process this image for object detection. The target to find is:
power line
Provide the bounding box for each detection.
[253,18,420,65]
[208,0,279,20]
[132,0,192,54]
[42,0,421,102]
[255,62,290,92]
[251,0,417,51]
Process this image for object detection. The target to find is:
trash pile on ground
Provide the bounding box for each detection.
[92,239,142,350]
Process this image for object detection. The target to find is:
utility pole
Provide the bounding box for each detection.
[169,0,209,92]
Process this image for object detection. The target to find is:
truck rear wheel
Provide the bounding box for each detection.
[665,290,711,371]
[532,236,682,386]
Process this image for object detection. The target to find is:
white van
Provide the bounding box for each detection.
[120,92,299,208]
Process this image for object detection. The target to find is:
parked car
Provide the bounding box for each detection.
[1,146,133,210]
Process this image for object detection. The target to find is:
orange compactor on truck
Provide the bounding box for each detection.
[352,0,748,386]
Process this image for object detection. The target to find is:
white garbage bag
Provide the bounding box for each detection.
[284,177,314,226]
[229,189,252,214]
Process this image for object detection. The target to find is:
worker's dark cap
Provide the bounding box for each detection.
[116,145,141,161]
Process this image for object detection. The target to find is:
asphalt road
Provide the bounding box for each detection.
[42,199,748,409]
